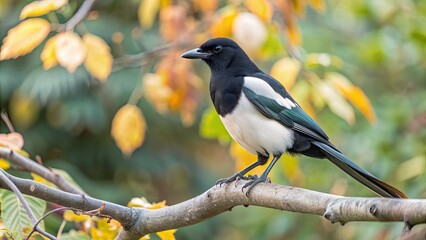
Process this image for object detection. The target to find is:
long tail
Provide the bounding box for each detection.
[312,141,407,198]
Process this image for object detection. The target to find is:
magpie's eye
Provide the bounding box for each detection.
[213,45,222,53]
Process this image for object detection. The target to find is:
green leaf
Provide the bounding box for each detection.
[60,230,91,240]
[18,67,92,106]
[0,189,46,239]
[199,106,231,144]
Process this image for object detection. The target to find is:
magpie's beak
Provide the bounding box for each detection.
[181,48,210,60]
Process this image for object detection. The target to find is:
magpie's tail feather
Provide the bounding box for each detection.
[311,141,408,199]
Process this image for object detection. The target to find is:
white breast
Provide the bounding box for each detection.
[220,92,294,156]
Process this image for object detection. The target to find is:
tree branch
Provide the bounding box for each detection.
[0,170,135,228]
[112,44,173,71]
[0,148,83,194]
[111,40,195,71]
[115,181,426,240]
[64,0,96,31]
[0,162,424,240]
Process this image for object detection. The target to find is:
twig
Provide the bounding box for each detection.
[0,147,83,194]
[0,169,57,240]
[56,219,66,239]
[0,228,14,239]
[26,204,109,240]
[26,206,69,240]
[112,44,174,71]
[270,5,303,61]
[58,0,96,31]
[0,112,15,132]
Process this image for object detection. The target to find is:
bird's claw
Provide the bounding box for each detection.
[241,175,271,196]
[216,172,249,186]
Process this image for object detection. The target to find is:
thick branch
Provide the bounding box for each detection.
[116,181,426,239]
[0,168,424,240]
[0,148,83,194]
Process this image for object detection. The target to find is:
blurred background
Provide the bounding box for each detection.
[0,0,425,239]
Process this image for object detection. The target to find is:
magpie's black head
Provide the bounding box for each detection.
[181,38,258,73]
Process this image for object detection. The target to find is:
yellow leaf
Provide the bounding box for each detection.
[90,218,120,240]
[20,0,68,19]
[40,35,58,69]
[315,80,355,124]
[138,0,161,28]
[209,6,237,37]
[83,34,112,81]
[193,0,218,15]
[230,141,267,176]
[327,72,377,123]
[31,173,55,188]
[159,5,187,41]
[63,210,90,222]
[293,0,307,16]
[143,73,173,113]
[309,0,325,13]
[270,57,301,90]
[9,93,40,129]
[128,197,167,209]
[178,73,201,127]
[156,229,176,240]
[276,0,301,45]
[111,104,146,157]
[281,154,304,185]
[244,0,272,21]
[55,31,86,73]
[150,53,201,127]
[0,18,50,60]
[0,159,10,170]
[127,197,176,240]
[286,22,301,46]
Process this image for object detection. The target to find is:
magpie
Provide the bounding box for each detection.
[181,37,407,198]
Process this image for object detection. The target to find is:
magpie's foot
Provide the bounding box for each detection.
[242,175,271,196]
[216,172,249,186]
[245,174,258,180]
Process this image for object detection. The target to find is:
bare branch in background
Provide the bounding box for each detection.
[53,0,96,31]
[112,44,174,70]
[112,41,192,71]
[0,112,15,132]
